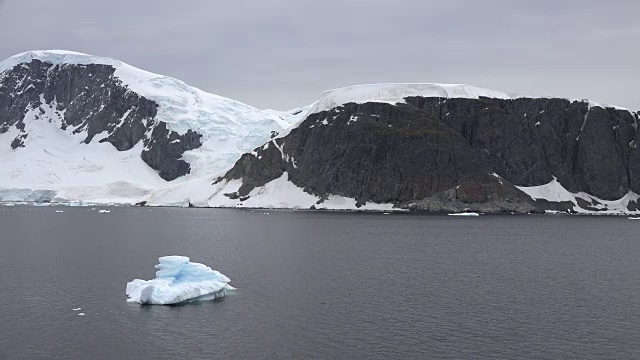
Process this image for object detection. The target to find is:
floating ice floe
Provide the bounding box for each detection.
[629,217,640,220]
[126,256,234,305]
[448,212,481,217]
[97,210,110,213]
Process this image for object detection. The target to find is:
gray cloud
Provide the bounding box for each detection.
[0,0,638,110]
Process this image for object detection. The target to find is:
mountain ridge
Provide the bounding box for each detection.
[1,50,638,214]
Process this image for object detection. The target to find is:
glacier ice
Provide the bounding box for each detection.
[126,256,233,305]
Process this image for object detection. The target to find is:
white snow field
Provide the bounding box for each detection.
[448,212,481,217]
[126,256,234,305]
[517,178,640,215]
[0,103,165,203]
[141,171,401,211]
[0,50,307,203]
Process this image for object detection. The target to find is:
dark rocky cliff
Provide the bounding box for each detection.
[0,59,203,180]
[219,97,640,213]
[407,97,639,200]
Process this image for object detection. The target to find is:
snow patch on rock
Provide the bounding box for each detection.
[141,172,402,211]
[517,178,640,215]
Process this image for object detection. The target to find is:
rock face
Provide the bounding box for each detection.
[406,97,639,201]
[0,59,201,181]
[218,89,640,213]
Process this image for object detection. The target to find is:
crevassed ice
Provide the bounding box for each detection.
[126,256,234,305]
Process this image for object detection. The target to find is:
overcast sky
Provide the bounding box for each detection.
[0,0,638,110]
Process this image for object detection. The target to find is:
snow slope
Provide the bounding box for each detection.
[141,171,400,211]
[0,50,308,203]
[0,95,165,202]
[517,178,640,215]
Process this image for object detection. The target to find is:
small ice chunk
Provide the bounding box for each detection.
[98,210,110,213]
[77,313,85,316]
[126,256,234,305]
[448,212,480,217]
[72,308,81,311]
[56,210,64,213]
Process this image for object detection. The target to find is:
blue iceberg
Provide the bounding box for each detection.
[126,256,234,305]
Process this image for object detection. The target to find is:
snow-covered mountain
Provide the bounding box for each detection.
[3,54,639,215]
[0,50,308,203]
[142,83,640,214]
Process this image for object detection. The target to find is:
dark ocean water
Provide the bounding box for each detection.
[0,206,639,359]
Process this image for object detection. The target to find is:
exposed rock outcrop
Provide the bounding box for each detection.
[216,88,639,213]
